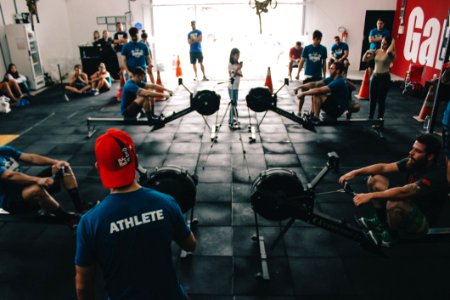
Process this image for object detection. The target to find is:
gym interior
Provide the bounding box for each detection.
[0,0,450,299]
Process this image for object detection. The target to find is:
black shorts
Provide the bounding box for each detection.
[190,52,204,64]
[3,167,60,214]
[123,102,142,119]
[321,96,341,118]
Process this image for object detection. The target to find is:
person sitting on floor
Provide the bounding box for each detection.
[294,61,349,122]
[65,64,91,95]
[5,63,30,97]
[90,63,112,96]
[0,81,21,104]
[0,145,89,228]
[120,66,172,124]
[339,134,447,247]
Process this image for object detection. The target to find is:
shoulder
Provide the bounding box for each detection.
[0,146,21,157]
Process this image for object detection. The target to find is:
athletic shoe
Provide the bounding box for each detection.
[368,229,394,247]
[355,216,380,230]
[202,76,209,81]
[94,89,99,96]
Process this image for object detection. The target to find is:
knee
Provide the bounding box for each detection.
[367,175,389,191]
[24,184,46,200]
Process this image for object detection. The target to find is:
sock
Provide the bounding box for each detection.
[375,207,387,225]
[67,188,83,212]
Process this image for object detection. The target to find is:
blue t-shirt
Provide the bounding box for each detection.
[369,28,390,49]
[330,42,349,59]
[188,29,202,53]
[443,101,450,128]
[0,146,22,208]
[326,76,349,115]
[75,187,191,300]
[120,80,146,115]
[121,41,149,73]
[302,44,327,78]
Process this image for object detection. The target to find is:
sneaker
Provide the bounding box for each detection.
[355,216,380,230]
[202,76,209,81]
[368,229,394,247]
[94,89,99,96]
[193,77,198,81]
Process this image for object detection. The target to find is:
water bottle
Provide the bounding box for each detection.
[423,115,430,131]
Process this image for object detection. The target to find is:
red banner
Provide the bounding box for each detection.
[391,0,449,84]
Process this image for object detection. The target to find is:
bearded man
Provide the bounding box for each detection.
[339,134,447,247]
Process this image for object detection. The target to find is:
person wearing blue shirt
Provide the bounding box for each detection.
[121,27,153,83]
[120,66,172,124]
[0,146,82,226]
[328,36,349,74]
[368,18,390,73]
[294,30,327,114]
[295,61,349,122]
[188,20,208,81]
[75,128,197,300]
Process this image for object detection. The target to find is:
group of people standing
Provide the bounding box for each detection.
[289,18,394,121]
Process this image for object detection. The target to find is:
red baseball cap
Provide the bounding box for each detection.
[95,128,137,188]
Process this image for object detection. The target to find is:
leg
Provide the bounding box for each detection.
[55,164,84,212]
[192,63,198,78]
[377,75,390,119]
[367,175,389,224]
[199,63,206,78]
[297,94,305,113]
[386,201,428,235]
[65,85,82,94]
[1,83,20,102]
[228,88,235,124]
[368,76,378,119]
[288,61,293,79]
[79,84,91,93]
[21,184,59,212]
[148,69,155,84]
[8,81,23,98]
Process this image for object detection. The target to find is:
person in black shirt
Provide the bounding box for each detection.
[339,134,447,247]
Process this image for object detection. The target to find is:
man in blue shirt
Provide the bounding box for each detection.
[0,146,81,226]
[75,128,197,300]
[368,18,390,73]
[295,61,349,121]
[294,30,328,114]
[120,66,173,124]
[122,27,154,83]
[328,36,349,74]
[188,20,208,81]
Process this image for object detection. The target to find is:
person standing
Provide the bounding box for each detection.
[113,22,129,100]
[75,128,196,299]
[140,30,155,84]
[188,20,208,81]
[363,37,396,120]
[122,27,154,83]
[288,41,303,82]
[295,30,328,114]
[367,18,390,75]
[228,48,243,129]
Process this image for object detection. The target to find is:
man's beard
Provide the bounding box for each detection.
[407,156,427,169]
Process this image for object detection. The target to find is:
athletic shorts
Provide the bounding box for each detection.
[401,204,429,236]
[123,102,142,119]
[443,126,450,159]
[73,82,85,90]
[3,167,60,214]
[321,96,341,118]
[190,52,204,64]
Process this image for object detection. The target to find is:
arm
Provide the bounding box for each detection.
[122,55,130,74]
[339,162,399,184]
[295,57,305,77]
[353,182,419,206]
[293,80,325,92]
[1,169,53,187]
[299,85,330,97]
[81,73,89,85]
[340,49,349,60]
[75,265,96,300]
[144,83,173,95]
[19,153,59,166]
[90,72,99,82]
[178,232,197,252]
[387,39,396,58]
[362,50,376,62]
[322,60,327,78]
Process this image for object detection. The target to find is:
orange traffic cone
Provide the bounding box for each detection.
[155,70,166,101]
[355,68,370,100]
[176,55,182,78]
[413,83,436,122]
[116,87,122,102]
[264,67,273,94]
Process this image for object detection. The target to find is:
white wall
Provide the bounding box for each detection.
[304,0,396,71]
[0,0,396,82]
